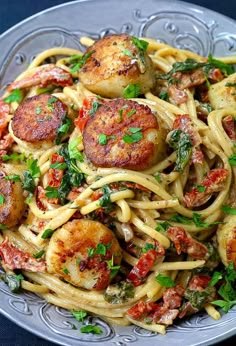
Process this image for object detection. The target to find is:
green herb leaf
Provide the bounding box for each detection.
[155,222,171,232]
[106,255,120,279]
[99,185,113,212]
[0,194,5,204]
[50,162,67,170]
[22,171,35,193]
[225,82,236,87]
[70,51,95,73]
[126,109,136,118]
[208,54,234,76]
[211,299,236,312]
[68,137,83,162]
[41,229,54,239]
[27,158,40,178]
[208,271,223,287]
[156,273,175,287]
[56,116,72,145]
[168,129,192,171]
[3,89,23,103]
[228,154,236,167]
[196,185,206,192]
[45,186,59,199]
[122,49,135,58]
[0,224,8,230]
[222,205,236,215]
[63,268,70,275]
[71,309,87,322]
[122,128,143,144]
[98,134,108,145]
[154,173,162,183]
[80,324,103,334]
[33,249,45,259]
[159,91,168,100]
[2,153,26,162]
[132,37,149,51]
[142,243,155,253]
[3,174,21,182]
[170,214,192,224]
[123,83,141,99]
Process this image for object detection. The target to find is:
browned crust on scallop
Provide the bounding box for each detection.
[0,169,25,227]
[83,99,159,170]
[78,34,155,97]
[12,94,67,143]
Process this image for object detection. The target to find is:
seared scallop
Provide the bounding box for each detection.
[11,94,68,148]
[78,34,155,98]
[0,164,26,227]
[83,98,164,171]
[46,219,122,290]
[217,215,236,267]
[208,72,236,109]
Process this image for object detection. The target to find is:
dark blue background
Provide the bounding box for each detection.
[0,0,236,345]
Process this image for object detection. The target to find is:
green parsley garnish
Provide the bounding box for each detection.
[132,37,149,51]
[56,116,72,145]
[50,162,67,170]
[70,51,95,73]
[98,134,116,145]
[71,309,87,322]
[222,205,236,215]
[196,185,206,192]
[0,194,5,204]
[3,89,23,103]
[122,127,143,144]
[228,154,236,166]
[123,83,141,99]
[80,325,103,334]
[33,250,45,259]
[3,174,21,182]
[41,229,54,239]
[156,273,175,287]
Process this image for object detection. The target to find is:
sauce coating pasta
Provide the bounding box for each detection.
[0,33,236,334]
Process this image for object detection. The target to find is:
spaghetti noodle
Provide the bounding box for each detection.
[0,33,236,334]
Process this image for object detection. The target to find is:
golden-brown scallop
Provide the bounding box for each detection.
[46,219,122,290]
[217,215,236,267]
[83,98,164,171]
[208,72,236,109]
[11,94,68,149]
[0,164,26,227]
[78,34,155,98]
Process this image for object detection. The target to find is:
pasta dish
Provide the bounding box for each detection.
[0,33,236,335]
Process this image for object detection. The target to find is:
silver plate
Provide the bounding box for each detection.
[0,0,236,345]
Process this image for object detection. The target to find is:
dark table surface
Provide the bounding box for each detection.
[0,0,236,345]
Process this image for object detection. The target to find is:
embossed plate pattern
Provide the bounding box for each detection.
[0,0,236,345]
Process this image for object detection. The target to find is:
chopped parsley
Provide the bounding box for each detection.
[50,162,67,170]
[2,153,26,162]
[98,134,116,146]
[156,273,175,287]
[3,89,23,103]
[228,154,236,167]
[99,185,113,212]
[68,137,84,162]
[126,109,136,118]
[123,83,141,99]
[132,37,149,51]
[106,255,120,279]
[70,50,95,73]
[142,243,155,253]
[45,186,59,199]
[0,224,8,230]
[3,174,21,182]
[222,205,236,215]
[104,281,134,304]
[55,116,72,145]
[0,194,5,204]
[41,229,54,239]
[159,91,168,100]
[196,185,206,192]
[71,309,87,322]
[88,100,102,117]
[33,249,45,259]
[122,127,143,144]
[62,268,70,275]
[225,82,236,87]
[80,325,103,334]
